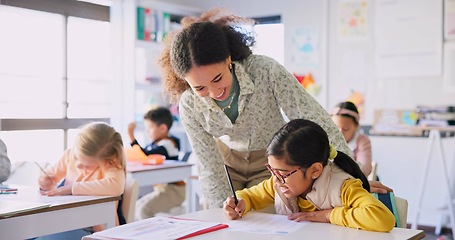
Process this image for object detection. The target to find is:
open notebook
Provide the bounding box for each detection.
[0,200,50,218]
[91,216,228,239]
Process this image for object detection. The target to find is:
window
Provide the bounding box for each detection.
[251,15,284,65]
[0,1,110,164]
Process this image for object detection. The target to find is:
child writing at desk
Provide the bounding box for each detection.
[37,122,126,239]
[127,107,185,220]
[224,119,395,232]
[330,101,372,177]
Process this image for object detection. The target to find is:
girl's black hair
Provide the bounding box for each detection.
[335,101,359,125]
[266,119,369,192]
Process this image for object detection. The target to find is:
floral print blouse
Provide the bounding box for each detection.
[179,54,350,208]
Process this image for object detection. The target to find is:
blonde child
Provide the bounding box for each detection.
[37,122,126,239]
[224,119,395,232]
[330,101,372,177]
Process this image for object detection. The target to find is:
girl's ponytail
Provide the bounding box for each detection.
[333,151,370,192]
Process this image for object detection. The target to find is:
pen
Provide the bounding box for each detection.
[224,164,238,205]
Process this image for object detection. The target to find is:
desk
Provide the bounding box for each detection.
[83,208,425,240]
[0,186,118,239]
[127,160,193,212]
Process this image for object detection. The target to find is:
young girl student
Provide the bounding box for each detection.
[37,122,126,239]
[330,101,372,177]
[223,119,395,232]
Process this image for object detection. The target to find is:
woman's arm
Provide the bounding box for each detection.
[264,56,350,155]
[331,179,395,232]
[179,94,231,208]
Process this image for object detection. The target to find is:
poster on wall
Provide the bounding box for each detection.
[375,0,442,78]
[290,27,319,72]
[337,0,368,42]
[446,0,455,39]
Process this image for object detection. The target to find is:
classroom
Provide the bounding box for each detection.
[1,0,455,239]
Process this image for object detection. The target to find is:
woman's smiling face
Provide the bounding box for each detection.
[184,57,233,101]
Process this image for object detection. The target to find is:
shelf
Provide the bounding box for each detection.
[135,40,161,50]
[135,81,163,94]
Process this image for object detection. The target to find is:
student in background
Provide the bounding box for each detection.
[330,101,372,177]
[37,122,126,239]
[128,107,180,160]
[224,119,395,232]
[128,107,185,220]
[0,138,11,183]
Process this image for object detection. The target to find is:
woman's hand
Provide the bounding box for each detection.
[41,183,72,196]
[223,197,245,220]
[38,173,56,192]
[288,209,332,223]
[369,180,393,194]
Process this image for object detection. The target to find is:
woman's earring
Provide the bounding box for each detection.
[229,63,232,71]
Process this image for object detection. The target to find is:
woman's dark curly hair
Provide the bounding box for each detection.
[156,8,256,103]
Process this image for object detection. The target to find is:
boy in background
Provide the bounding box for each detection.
[128,107,185,220]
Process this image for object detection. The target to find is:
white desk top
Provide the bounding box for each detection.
[0,185,119,239]
[0,185,119,218]
[85,208,425,240]
[180,208,425,240]
[126,160,193,173]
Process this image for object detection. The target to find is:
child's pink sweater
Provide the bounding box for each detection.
[48,148,126,229]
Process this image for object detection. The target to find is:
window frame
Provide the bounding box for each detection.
[0,0,111,150]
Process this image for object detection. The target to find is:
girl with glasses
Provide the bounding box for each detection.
[223,119,395,232]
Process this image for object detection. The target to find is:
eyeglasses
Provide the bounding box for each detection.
[265,164,301,184]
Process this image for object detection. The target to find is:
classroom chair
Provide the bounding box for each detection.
[373,192,408,228]
[122,175,139,223]
[179,151,192,162]
[367,160,377,181]
[394,196,408,228]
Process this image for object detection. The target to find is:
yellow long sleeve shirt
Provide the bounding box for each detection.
[236,176,395,232]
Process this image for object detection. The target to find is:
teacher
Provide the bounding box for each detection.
[157,8,351,208]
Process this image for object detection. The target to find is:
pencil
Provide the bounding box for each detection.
[224,164,238,205]
[34,161,51,178]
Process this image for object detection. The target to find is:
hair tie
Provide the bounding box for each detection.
[329,144,338,160]
[329,107,360,123]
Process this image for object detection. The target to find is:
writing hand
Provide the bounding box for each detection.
[38,173,56,192]
[41,184,72,196]
[223,196,245,220]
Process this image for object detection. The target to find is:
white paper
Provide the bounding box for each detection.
[93,216,224,240]
[226,211,308,235]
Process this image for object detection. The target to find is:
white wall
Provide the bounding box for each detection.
[327,0,454,124]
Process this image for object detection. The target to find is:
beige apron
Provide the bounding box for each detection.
[215,139,271,191]
[215,139,275,213]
